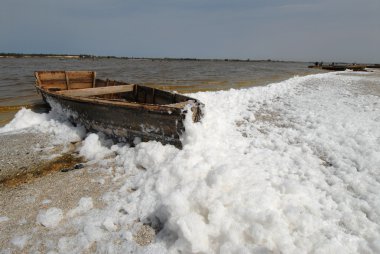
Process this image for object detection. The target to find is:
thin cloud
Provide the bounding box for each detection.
[0,0,379,62]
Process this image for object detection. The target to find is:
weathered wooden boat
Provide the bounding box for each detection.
[35,71,203,148]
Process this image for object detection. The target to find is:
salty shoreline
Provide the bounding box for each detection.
[0,131,155,251]
[0,154,113,251]
[0,70,379,253]
[0,132,72,183]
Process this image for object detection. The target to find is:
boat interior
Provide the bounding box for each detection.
[35,71,192,107]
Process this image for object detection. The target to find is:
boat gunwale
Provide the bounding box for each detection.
[40,89,186,114]
[35,82,198,114]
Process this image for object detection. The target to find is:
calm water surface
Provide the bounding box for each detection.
[0,58,323,125]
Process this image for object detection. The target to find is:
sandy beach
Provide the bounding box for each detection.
[0,132,73,183]
[0,131,155,252]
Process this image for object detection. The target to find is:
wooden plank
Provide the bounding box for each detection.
[38,72,66,81]
[41,82,96,90]
[40,78,92,84]
[41,83,94,90]
[34,72,42,86]
[66,77,93,82]
[65,71,69,90]
[166,101,194,109]
[67,82,94,89]
[66,71,94,80]
[92,72,96,88]
[56,85,134,97]
[36,71,94,82]
[41,84,66,89]
[40,80,67,85]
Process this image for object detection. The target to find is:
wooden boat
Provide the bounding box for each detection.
[34,71,203,148]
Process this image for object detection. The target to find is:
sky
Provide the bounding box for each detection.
[0,0,379,63]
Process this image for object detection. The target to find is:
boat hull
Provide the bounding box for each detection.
[41,90,186,148]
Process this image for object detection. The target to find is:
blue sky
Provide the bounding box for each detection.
[1,0,379,62]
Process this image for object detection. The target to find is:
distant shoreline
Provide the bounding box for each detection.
[1,53,377,66]
[0,53,300,63]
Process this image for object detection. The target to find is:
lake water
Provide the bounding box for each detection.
[0,58,323,125]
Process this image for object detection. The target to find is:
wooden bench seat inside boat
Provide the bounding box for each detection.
[55,85,134,97]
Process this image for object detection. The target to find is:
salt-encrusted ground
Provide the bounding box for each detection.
[0,70,379,253]
[0,132,53,182]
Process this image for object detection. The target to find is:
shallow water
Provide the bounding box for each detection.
[0,58,323,125]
